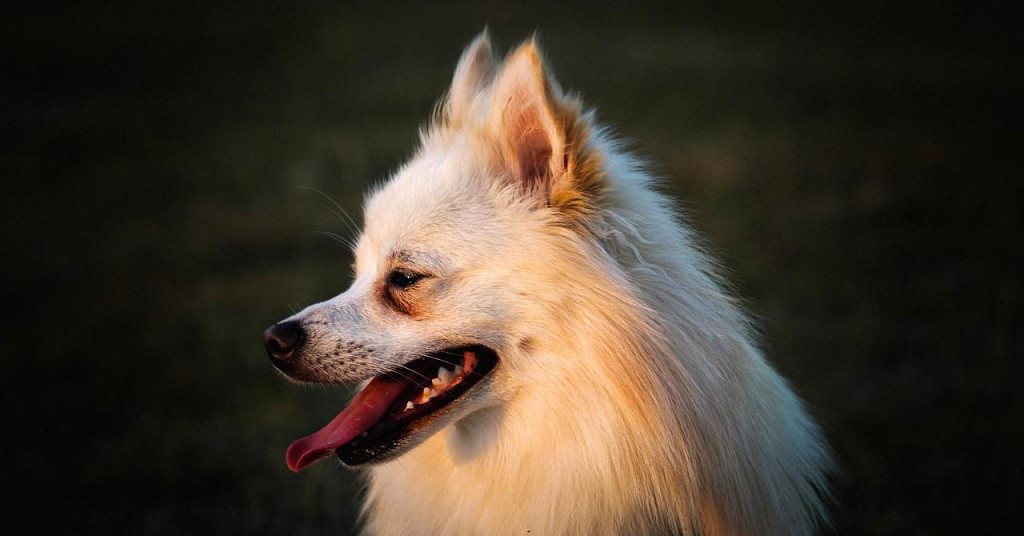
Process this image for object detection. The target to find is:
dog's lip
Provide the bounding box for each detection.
[285,346,497,472]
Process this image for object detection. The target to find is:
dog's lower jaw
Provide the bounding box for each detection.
[447,403,506,463]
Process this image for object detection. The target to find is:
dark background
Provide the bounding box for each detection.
[4,2,1021,534]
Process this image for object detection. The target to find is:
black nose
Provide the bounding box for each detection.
[264,320,304,362]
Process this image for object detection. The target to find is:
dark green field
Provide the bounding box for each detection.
[4,2,1021,534]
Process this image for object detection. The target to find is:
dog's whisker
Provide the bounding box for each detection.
[402,351,491,381]
[316,230,356,250]
[343,357,435,386]
[299,185,361,238]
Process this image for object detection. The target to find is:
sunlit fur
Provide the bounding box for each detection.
[289,32,832,535]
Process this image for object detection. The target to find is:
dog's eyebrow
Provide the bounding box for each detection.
[391,250,445,271]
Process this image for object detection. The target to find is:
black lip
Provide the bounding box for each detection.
[335,345,498,465]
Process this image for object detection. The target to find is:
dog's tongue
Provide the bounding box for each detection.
[286,376,406,472]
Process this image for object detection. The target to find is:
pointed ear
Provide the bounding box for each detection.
[446,30,496,126]
[487,41,568,198]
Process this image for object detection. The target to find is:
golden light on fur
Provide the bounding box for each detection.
[275,31,832,536]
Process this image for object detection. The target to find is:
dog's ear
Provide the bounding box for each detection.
[447,30,496,126]
[488,40,602,211]
[488,41,564,198]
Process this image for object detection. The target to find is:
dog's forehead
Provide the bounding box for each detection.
[359,149,498,263]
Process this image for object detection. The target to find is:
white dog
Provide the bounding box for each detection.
[265,31,832,535]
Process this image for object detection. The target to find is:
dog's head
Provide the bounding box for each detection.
[267,32,611,470]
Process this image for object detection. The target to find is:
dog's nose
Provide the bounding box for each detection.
[264,320,304,362]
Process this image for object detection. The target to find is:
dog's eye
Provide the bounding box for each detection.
[388,270,424,289]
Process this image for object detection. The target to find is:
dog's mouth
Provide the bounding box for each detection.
[286,346,498,471]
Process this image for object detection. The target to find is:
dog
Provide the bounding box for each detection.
[265,31,832,536]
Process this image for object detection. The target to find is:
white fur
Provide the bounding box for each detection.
[289,32,831,535]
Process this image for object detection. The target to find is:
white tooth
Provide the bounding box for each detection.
[438,367,452,383]
[454,364,464,377]
[431,378,444,389]
[405,401,414,411]
[422,387,432,400]
[429,388,440,397]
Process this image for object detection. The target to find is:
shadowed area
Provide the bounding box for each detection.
[3,2,1021,533]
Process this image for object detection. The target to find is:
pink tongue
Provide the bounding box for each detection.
[286,376,407,472]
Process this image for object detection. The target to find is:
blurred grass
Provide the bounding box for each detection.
[3,2,1021,534]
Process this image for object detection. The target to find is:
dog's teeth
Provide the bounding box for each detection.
[405,401,414,411]
[422,387,432,401]
[429,388,440,398]
[454,364,464,377]
[438,366,452,384]
[431,377,444,389]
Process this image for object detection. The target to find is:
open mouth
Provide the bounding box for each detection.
[286,346,498,470]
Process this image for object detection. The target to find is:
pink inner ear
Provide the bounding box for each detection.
[507,90,557,192]
[517,126,554,187]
